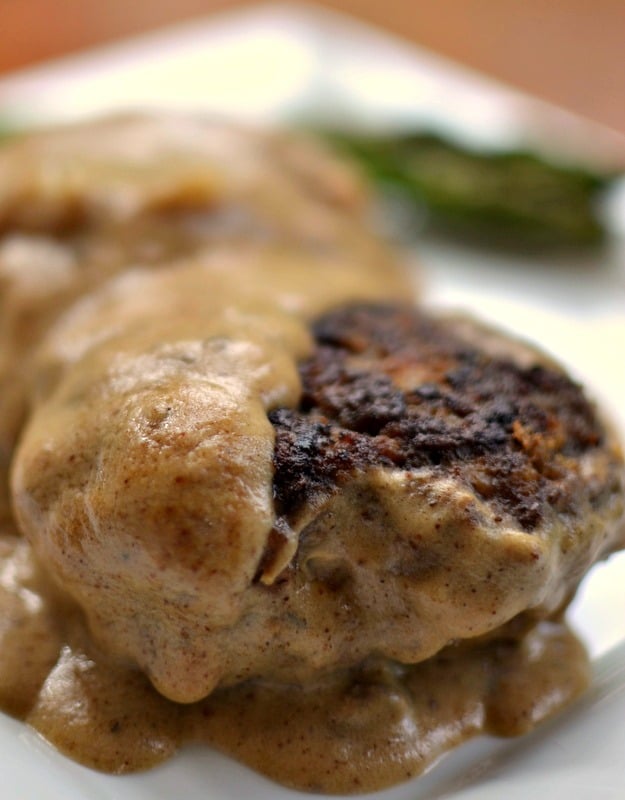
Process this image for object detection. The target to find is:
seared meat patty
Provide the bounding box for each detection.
[1,115,624,791]
[271,303,606,535]
[0,114,405,529]
[13,289,624,703]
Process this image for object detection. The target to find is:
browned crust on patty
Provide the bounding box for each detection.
[270,303,606,532]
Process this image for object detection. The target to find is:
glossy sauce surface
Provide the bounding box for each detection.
[0,116,619,794]
[0,526,590,793]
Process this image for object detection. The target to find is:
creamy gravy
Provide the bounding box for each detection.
[0,527,589,793]
[0,115,619,794]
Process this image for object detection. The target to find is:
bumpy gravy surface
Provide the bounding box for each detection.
[0,115,619,794]
[0,527,589,793]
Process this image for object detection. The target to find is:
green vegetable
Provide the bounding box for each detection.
[0,118,19,143]
[321,130,618,250]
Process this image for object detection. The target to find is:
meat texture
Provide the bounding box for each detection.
[0,113,408,526]
[12,297,625,702]
[4,114,624,792]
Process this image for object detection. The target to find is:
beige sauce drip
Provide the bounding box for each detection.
[0,116,604,794]
[0,528,589,794]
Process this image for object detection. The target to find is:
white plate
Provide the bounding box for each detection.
[1,4,624,798]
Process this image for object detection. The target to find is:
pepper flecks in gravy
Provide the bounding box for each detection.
[0,530,590,792]
[1,115,624,794]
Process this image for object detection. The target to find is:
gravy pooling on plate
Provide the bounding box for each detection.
[0,533,590,792]
[0,115,624,793]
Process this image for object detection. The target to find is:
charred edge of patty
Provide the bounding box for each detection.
[269,303,605,532]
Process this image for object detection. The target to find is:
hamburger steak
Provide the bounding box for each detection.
[0,115,624,794]
[9,296,625,792]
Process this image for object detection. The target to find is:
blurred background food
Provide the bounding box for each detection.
[317,128,620,250]
[0,0,625,251]
[2,1,624,254]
